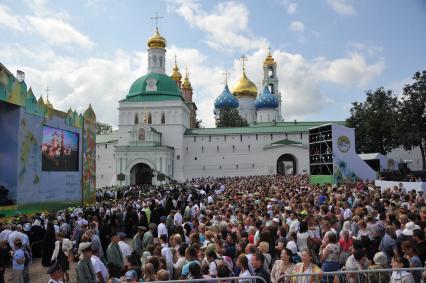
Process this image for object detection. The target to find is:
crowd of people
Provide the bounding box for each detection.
[1,174,426,283]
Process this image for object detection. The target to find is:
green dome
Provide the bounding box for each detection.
[127,73,181,98]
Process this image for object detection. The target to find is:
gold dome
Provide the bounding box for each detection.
[181,71,192,91]
[263,51,276,67]
[232,70,257,99]
[147,28,166,49]
[171,57,182,82]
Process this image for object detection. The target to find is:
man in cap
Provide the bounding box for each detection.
[106,232,124,278]
[47,261,64,283]
[131,226,146,257]
[143,223,155,251]
[77,242,96,283]
[123,270,138,283]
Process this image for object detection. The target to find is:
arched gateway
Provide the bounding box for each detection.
[276,154,297,175]
[130,163,152,185]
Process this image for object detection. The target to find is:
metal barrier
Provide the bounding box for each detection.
[146,276,268,283]
[277,267,426,283]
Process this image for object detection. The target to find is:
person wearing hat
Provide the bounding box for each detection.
[368,251,390,283]
[106,232,124,278]
[76,242,96,283]
[47,261,64,283]
[142,224,155,251]
[123,270,138,283]
[131,226,146,257]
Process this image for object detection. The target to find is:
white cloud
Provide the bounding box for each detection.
[313,53,385,87]
[327,0,357,16]
[280,0,297,14]
[0,2,93,48]
[172,0,268,52]
[289,21,305,33]
[27,16,94,48]
[0,4,27,31]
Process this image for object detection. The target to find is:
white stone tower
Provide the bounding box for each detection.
[262,50,283,121]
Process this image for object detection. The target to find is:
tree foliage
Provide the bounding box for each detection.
[397,71,426,169]
[346,87,399,154]
[96,122,113,135]
[215,107,249,128]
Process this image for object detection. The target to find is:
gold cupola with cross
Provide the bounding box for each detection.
[232,55,257,99]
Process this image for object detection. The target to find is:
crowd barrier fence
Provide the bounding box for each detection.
[278,267,426,283]
[146,276,267,283]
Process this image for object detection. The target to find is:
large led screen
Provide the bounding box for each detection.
[41,126,79,171]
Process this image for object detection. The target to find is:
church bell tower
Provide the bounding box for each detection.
[262,49,283,121]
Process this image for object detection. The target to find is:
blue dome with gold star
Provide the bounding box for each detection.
[214,84,239,109]
[255,86,278,109]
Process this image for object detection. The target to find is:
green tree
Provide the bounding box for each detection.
[397,71,426,169]
[346,87,399,154]
[195,118,203,128]
[215,107,249,128]
[96,122,113,135]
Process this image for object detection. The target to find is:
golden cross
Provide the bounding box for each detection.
[239,55,248,71]
[45,86,50,100]
[150,12,163,29]
[223,70,229,85]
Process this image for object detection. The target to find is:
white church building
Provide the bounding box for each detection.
[96,28,423,187]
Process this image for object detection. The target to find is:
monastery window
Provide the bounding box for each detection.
[252,163,255,168]
[105,144,107,149]
[159,56,163,67]
[248,145,251,152]
[148,113,152,124]
[236,164,239,169]
[256,134,258,141]
[202,166,205,171]
[134,113,139,124]
[300,133,303,139]
[240,135,242,142]
[219,165,222,169]
[269,83,275,94]
[138,128,146,141]
[202,146,204,153]
[176,155,180,160]
[286,133,288,139]
[186,146,189,152]
[194,136,196,143]
[217,146,219,153]
[194,157,197,160]
[97,155,100,160]
[268,66,274,78]
[232,145,235,152]
[224,136,226,142]
[271,134,273,140]
[209,136,211,142]
[161,112,165,124]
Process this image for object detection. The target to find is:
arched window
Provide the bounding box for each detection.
[268,66,274,78]
[269,83,275,94]
[134,113,139,124]
[148,113,152,124]
[152,55,157,66]
[138,128,145,141]
[159,56,163,67]
[161,112,165,124]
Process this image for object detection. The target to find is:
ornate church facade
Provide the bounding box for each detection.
[96,28,338,186]
[95,28,422,187]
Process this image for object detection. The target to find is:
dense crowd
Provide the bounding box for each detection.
[1,174,426,283]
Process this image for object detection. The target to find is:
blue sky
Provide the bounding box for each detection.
[1,0,425,127]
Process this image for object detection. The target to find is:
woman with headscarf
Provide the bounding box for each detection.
[41,222,56,267]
